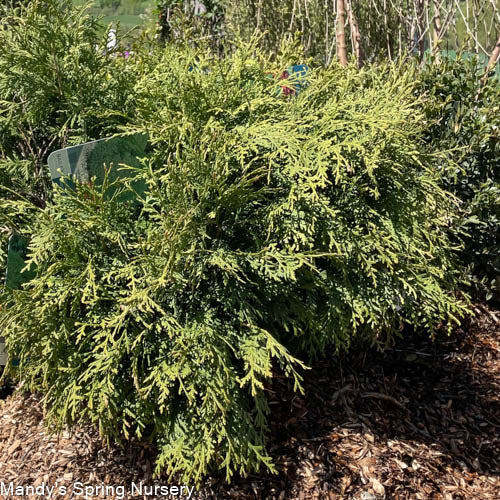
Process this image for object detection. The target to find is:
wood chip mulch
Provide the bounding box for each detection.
[0,306,498,499]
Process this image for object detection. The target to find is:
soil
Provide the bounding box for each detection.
[0,306,498,499]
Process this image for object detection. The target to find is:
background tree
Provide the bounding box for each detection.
[222,0,499,64]
[486,33,500,73]
[346,0,363,66]
[336,0,348,65]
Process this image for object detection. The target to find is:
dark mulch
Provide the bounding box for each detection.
[0,306,498,499]
[203,306,499,499]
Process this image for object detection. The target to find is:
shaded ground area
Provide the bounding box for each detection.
[0,307,498,499]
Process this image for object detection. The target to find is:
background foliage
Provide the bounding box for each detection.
[72,0,156,33]
[157,0,500,65]
[417,55,499,302]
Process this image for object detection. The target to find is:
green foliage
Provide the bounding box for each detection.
[224,0,338,64]
[417,56,500,302]
[0,0,142,281]
[71,0,157,35]
[1,36,468,482]
[156,0,225,53]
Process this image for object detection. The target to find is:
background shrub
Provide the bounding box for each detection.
[417,56,500,302]
[1,37,468,481]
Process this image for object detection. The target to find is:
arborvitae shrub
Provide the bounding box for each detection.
[1,41,468,481]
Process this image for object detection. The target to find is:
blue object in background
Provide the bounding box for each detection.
[288,64,308,94]
[280,64,308,95]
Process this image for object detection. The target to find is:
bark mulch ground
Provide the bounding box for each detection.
[0,307,498,499]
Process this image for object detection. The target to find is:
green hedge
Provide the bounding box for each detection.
[417,56,500,302]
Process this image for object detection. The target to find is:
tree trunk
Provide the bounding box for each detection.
[479,35,500,90]
[486,34,500,73]
[346,0,363,67]
[336,0,348,66]
[416,0,426,60]
[432,0,442,61]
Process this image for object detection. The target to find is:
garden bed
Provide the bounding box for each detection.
[0,306,498,499]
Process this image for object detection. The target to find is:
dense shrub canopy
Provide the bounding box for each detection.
[1,32,469,481]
